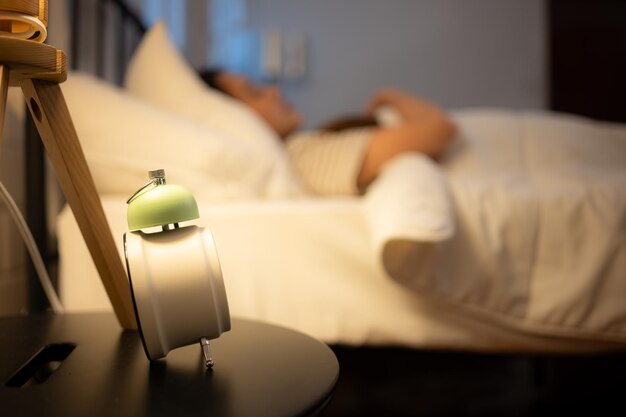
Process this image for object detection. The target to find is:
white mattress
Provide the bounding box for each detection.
[59,197,620,353]
[57,109,626,353]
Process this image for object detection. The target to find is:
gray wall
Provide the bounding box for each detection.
[245,0,547,128]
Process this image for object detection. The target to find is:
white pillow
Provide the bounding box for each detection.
[124,21,304,198]
[62,72,276,201]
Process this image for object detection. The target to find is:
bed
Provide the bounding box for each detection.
[54,17,626,351]
[39,0,626,415]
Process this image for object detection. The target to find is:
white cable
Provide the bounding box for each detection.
[0,12,47,43]
[0,180,63,313]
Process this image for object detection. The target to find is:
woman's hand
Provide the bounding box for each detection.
[366,88,452,126]
[357,89,457,190]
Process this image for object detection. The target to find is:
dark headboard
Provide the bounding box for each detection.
[69,0,146,84]
[548,0,626,123]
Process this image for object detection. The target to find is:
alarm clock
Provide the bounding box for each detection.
[123,169,230,368]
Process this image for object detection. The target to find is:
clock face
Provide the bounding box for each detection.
[124,228,231,363]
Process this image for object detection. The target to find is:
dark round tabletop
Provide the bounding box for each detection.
[0,312,339,417]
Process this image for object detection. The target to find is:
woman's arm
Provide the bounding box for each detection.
[357,89,456,189]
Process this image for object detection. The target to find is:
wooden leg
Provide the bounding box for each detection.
[21,78,136,330]
[0,65,9,148]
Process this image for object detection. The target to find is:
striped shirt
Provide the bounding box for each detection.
[285,128,373,195]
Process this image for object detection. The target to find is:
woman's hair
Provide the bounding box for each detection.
[199,67,226,93]
[319,115,378,132]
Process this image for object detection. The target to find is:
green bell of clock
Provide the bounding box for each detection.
[126,169,199,231]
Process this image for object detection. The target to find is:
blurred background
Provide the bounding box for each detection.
[1,0,624,315]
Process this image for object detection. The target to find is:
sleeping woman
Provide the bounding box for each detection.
[200,69,457,194]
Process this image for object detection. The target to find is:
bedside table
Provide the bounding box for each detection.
[0,313,339,416]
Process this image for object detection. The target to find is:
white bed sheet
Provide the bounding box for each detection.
[58,198,620,353]
[386,110,626,343]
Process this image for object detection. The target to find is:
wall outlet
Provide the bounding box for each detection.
[0,266,27,316]
[0,209,26,272]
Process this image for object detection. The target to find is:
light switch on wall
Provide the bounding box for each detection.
[283,32,307,80]
[260,29,307,81]
[261,29,282,79]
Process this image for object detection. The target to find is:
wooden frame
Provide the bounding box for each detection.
[0,3,135,328]
[19,76,135,329]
